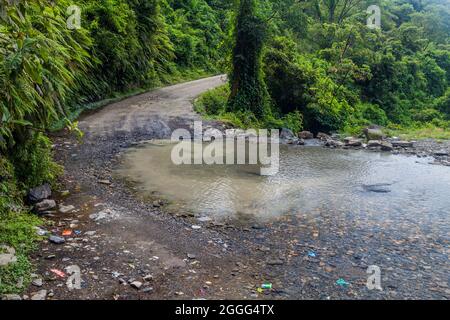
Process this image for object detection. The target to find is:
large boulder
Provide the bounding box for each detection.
[280,128,295,140]
[316,132,331,141]
[27,184,51,204]
[344,137,363,147]
[363,127,385,141]
[35,199,56,212]
[298,131,314,140]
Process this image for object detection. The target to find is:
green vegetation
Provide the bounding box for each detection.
[0,0,449,295]
[0,0,227,295]
[198,0,449,136]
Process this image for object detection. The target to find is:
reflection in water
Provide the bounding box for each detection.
[115,141,450,231]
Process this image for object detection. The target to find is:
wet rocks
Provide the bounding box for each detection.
[317,132,331,141]
[298,131,314,140]
[362,183,392,193]
[27,184,51,204]
[367,140,393,151]
[344,137,363,147]
[392,141,414,148]
[35,199,56,212]
[434,150,449,156]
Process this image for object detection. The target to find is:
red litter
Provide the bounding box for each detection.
[50,269,66,278]
[62,230,73,236]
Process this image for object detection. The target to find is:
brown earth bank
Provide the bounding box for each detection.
[15,76,449,300]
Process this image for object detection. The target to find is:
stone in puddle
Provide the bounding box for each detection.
[0,245,17,266]
[48,235,65,244]
[434,150,449,156]
[59,204,75,213]
[31,290,47,300]
[363,183,392,193]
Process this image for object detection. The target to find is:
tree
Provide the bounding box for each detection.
[227,0,269,118]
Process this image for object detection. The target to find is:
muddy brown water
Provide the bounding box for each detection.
[116,141,450,237]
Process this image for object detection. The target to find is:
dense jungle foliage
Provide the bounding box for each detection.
[0,0,449,293]
[197,0,450,134]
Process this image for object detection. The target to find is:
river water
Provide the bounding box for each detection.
[116,141,450,236]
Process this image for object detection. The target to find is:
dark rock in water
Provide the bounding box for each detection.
[280,128,295,140]
[35,199,56,212]
[298,131,314,140]
[27,184,51,204]
[363,183,392,193]
[392,141,414,148]
[434,150,449,156]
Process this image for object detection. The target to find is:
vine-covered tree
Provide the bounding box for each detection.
[227,0,269,118]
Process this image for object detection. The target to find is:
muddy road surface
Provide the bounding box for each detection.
[26,76,449,300]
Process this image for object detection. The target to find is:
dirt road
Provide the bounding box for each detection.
[26,76,449,300]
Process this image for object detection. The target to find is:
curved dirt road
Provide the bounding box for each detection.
[26,76,449,301]
[80,75,226,139]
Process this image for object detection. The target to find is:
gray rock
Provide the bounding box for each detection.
[344,137,363,147]
[130,281,143,289]
[317,132,331,141]
[325,139,344,148]
[363,183,392,193]
[59,204,75,214]
[267,259,284,266]
[364,127,385,141]
[48,235,65,244]
[142,287,154,293]
[368,140,393,151]
[298,131,314,140]
[0,245,17,266]
[187,253,197,260]
[30,290,47,300]
[1,294,22,300]
[280,128,295,140]
[32,278,43,287]
[35,199,56,212]
[27,184,51,204]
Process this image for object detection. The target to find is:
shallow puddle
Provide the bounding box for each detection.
[115,140,450,234]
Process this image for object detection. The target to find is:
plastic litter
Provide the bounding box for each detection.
[50,269,66,278]
[62,230,72,236]
[307,250,317,258]
[336,278,350,287]
[261,283,273,290]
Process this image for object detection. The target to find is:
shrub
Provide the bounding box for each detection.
[10,133,62,190]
